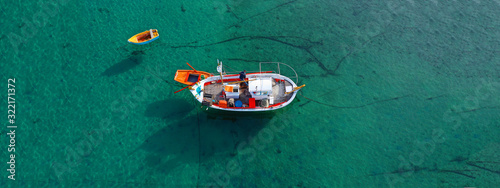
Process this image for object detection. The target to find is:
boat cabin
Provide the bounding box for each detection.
[248,78,273,100]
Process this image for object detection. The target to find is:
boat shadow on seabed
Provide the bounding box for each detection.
[102,51,145,76]
[136,103,278,177]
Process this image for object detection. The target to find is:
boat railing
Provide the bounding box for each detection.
[212,70,278,75]
[213,61,299,83]
[259,62,299,83]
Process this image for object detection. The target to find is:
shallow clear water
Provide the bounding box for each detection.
[1,0,500,187]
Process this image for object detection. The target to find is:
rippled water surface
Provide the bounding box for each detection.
[1,0,500,187]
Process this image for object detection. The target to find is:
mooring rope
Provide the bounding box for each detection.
[297,92,342,108]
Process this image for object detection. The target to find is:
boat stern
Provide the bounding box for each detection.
[189,81,206,103]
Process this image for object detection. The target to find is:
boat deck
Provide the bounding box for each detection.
[203,79,293,108]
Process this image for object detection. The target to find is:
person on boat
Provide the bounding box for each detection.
[239,70,247,85]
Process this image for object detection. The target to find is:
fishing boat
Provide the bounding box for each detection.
[182,60,305,112]
[128,29,159,45]
[174,63,213,85]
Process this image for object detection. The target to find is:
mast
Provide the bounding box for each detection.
[217,59,224,84]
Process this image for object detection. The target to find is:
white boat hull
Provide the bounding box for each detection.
[189,73,298,112]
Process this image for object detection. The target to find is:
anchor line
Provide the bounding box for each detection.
[297,92,411,109]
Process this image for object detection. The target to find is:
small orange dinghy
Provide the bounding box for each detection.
[174,63,212,85]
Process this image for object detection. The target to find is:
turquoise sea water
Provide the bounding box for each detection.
[2,0,500,187]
